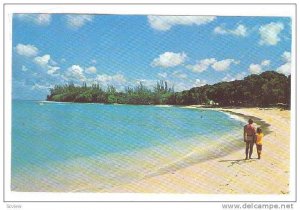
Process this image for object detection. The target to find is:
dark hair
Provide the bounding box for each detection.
[257,127,262,133]
[248,119,254,124]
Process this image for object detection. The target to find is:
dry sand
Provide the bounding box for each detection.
[102,107,290,194]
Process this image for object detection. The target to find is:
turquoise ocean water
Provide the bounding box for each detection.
[12,100,246,192]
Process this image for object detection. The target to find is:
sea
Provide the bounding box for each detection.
[11,100,247,192]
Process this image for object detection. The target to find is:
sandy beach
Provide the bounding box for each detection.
[102,107,290,194]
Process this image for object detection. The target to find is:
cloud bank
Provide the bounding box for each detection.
[148,16,216,31]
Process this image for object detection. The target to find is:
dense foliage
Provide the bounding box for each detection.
[47,71,291,107]
[47,81,175,105]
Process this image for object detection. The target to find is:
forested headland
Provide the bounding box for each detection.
[46,71,291,108]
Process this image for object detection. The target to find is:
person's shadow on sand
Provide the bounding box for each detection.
[219,159,256,167]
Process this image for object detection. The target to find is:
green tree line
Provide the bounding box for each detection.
[47,80,175,105]
[47,71,291,107]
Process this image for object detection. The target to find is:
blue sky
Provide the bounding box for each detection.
[12,14,292,100]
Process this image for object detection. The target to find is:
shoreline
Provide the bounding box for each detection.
[206,107,272,136]
[101,107,290,194]
[11,105,290,193]
[140,108,270,179]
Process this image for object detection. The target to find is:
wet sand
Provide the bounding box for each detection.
[102,107,290,194]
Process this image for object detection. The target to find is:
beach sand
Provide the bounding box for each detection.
[101,107,290,194]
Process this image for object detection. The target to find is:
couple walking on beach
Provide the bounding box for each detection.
[244,119,264,160]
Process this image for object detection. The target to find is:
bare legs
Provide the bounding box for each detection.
[245,141,254,160]
[256,145,262,159]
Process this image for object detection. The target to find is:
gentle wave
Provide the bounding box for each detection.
[154,105,174,108]
[223,111,248,124]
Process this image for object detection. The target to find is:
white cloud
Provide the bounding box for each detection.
[232,25,247,36]
[33,54,60,75]
[211,59,239,71]
[157,72,168,78]
[187,58,239,72]
[222,72,247,82]
[248,64,262,74]
[277,51,291,75]
[66,15,94,29]
[173,79,207,91]
[31,83,53,90]
[248,60,271,74]
[92,73,127,88]
[277,62,291,75]
[214,24,247,37]
[85,66,97,74]
[186,58,216,73]
[15,44,39,57]
[193,79,206,87]
[281,51,291,63]
[66,65,86,82]
[261,60,271,66]
[15,14,51,26]
[47,66,60,75]
[214,27,226,34]
[222,74,235,82]
[235,72,247,80]
[34,54,50,66]
[21,65,28,72]
[151,52,187,68]
[172,71,188,79]
[259,22,284,46]
[134,79,157,88]
[148,16,216,31]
